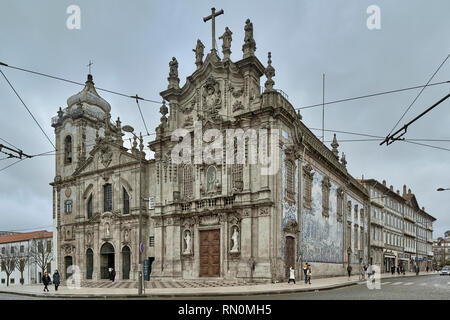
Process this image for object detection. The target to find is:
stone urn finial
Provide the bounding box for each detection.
[331,134,339,158]
[264,52,275,92]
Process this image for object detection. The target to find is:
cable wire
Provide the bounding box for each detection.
[0,69,56,150]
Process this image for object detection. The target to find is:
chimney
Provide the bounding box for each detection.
[389,185,393,191]
[408,188,411,195]
[382,180,386,186]
[403,185,407,197]
[422,206,425,211]
[396,190,400,195]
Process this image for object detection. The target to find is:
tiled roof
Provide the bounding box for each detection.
[0,230,52,244]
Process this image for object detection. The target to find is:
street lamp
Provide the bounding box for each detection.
[122,125,144,296]
[437,188,450,191]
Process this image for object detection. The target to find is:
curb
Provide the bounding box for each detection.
[0,273,437,299]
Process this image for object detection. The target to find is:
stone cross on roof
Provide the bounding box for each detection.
[87,60,93,74]
[203,7,224,53]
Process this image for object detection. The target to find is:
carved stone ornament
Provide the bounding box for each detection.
[86,231,93,246]
[65,187,72,198]
[230,225,239,253]
[259,207,269,216]
[202,77,222,118]
[183,229,192,255]
[232,100,244,112]
[200,214,219,226]
[284,219,298,235]
[100,145,113,168]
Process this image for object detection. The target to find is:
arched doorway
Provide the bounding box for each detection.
[100,243,115,279]
[284,236,295,279]
[64,256,73,279]
[86,249,93,279]
[122,246,131,280]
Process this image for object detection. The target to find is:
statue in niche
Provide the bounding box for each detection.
[231,226,239,252]
[105,223,110,237]
[124,229,129,242]
[184,230,191,254]
[206,166,217,193]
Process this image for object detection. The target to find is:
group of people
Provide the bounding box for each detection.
[390,265,407,275]
[287,263,312,285]
[41,270,60,292]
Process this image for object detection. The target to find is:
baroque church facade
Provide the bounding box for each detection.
[51,14,370,282]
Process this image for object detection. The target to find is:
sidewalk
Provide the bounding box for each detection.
[0,271,438,299]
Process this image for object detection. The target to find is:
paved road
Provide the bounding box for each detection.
[0,293,41,300]
[194,275,449,300]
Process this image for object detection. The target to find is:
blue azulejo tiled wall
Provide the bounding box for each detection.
[301,163,343,264]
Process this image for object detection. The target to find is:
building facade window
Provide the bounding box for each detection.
[87,194,93,219]
[64,135,72,164]
[321,176,331,217]
[182,164,193,198]
[123,187,130,215]
[46,240,51,252]
[65,200,72,214]
[20,245,24,253]
[149,236,154,247]
[336,188,344,222]
[285,160,296,205]
[303,164,314,210]
[104,184,112,212]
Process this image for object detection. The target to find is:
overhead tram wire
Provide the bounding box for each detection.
[0,69,56,150]
[296,80,449,111]
[0,137,20,150]
[385,54,450,138]
[0,158,26,173]
[2,61,449,114]
[0,61,161,104]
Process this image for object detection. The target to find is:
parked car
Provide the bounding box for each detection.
[439,266,450,275]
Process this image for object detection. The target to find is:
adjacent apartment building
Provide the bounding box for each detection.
[360,180,435,273]
[433,230,450,268]
[0,230,55,286]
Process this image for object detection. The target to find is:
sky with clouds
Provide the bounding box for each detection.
[0,0,449,237]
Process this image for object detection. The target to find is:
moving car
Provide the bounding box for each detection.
[440,266,450,275]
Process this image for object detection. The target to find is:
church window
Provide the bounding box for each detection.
[303,164,314,210]
[123,187,130,215]
[65,200,72,214]
[87,195,93,219]
[64,136,72,164]
[182,165,193,198]
[149,236,154,247]
[285,160,296,205]
[231,139,243,191]
[322,176,331,217]
[206,166,217,193]
[104,184,112,212]
[336,188,343,222]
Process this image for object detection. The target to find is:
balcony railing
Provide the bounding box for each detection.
[371,217,384,226]
[404,213,416,223]
[180,196,236,212]
[404,229,416,237]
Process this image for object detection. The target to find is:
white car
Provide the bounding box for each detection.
[440,266,450,275]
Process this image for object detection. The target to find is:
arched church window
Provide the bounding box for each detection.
[65,200,72,214]
[182,165,193,198]
[123,187,130,214]
[87,194,93,219]
[285,160,296,205]
[64,136,72,164]
[206,165,217,193]
[232,138,243,192]
[104,184,112,212]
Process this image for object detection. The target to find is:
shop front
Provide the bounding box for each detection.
[398,253,410,272]
[384,252,396,273]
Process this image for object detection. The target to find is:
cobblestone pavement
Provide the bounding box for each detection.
[79,279,257,289]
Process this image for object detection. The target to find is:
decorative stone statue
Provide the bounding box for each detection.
[193,39,205,69]
[105,223,110,237]
[231,226,239,252]
[124,229,129,242]
[219,27,232,60]
[168,57,180,89]
[242,19,256,58]
[184,230,191,254]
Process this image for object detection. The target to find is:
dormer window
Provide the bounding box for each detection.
[64,136,72,164]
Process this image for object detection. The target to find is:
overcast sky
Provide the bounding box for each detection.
[0,0,449,237]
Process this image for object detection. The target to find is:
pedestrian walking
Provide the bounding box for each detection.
[110,268,116,282]
[347,264,352,280]
[391,265,395,275]
[52,270,60,291]
[306,265,312,284]
[287,266,296,284]
[363,264,368,280]
[396,266,400,275]
[42,272,51,292]
[303,263,308,284]
[426,265,429,273]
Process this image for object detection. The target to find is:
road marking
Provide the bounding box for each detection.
[382,281,391,285]
[391,282,403,285]
[419,283,427,286]
[403,282,414,286]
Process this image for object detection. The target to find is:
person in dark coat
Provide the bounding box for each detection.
[42,272,51,292]
[110,268,116,282]
[391,265,395,275]
[347,265,352,280]
[52,270,60,291]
